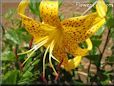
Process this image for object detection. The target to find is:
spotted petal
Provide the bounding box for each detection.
[53,38,92,71]
[62,12,99,43]
[17,0,55,43]
[59,13,105,71]
[40,1,61,27]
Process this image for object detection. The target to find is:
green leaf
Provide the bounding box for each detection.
[5,28,31,45]
[5,29,21,45]
[23,58,33,72]
[107,55,114,63]
[89,0,96,12]
[59,13,65,21]
[90,69,111,85]
[91,36,102,47]
[29,0,41,16]
[1,50,15,61]
[58,0,63,8]
[86,55,100,66]
[110,28,114,39]
[106,17,114,28]
[106,5,113,17]
[104,0,110,4]
[95,26,105,36]
[2,70,19,84]
[92,39,102,47]
[89,46,99,55]
[18,71,33,84]
[4,9,16,20]
[16,27,31,43]
[32,59,40,66]
[98,70,111,85]
[106,4,114,29]
[23,71,33,78]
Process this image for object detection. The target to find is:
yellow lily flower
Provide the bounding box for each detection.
[17,0,107,77]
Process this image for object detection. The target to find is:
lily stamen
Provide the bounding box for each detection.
[51,55,60,63]
[82,0,98,15]
[49,40,58,76]
[43,45,50,78]
[21,38,49,66]
[18,37,49,55]
[43,40,59,78]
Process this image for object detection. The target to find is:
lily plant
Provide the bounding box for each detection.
[17,0,107,78]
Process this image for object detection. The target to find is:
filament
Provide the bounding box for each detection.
[22,38,49,65]
[82,0,97,16]
[18,37,49,55]
[49,40,58,76]
[51,55,60,63]
[43,45,50,78]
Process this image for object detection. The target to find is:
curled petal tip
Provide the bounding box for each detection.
[86,38,93,51]
[96,0,107,18]
[17,0,29,15]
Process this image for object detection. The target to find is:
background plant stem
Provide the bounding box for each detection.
[98,29,110,69]
[91,29,110,85]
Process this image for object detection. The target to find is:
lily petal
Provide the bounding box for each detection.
[61,12,106,43]
[40,1,61,27]
[96,0,107,18]
[80,18,105,42]
[17,0,29,14]
[54,38,92,71]
[62,13,98,43]
[64,38,92,71]
[17,0,55,43]
[64,56,82,71]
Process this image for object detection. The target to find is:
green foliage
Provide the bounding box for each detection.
[107,17,114,28]
[59,13,65,21]
[91,36,102,47]
[58,0,63,8]
[107,55,114,63]
[2,70,19,84]
[106,5,114,29]
[95,26,105,36]
[4,9,16,20]
[2,49,15,61]
[29,0,41,16]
